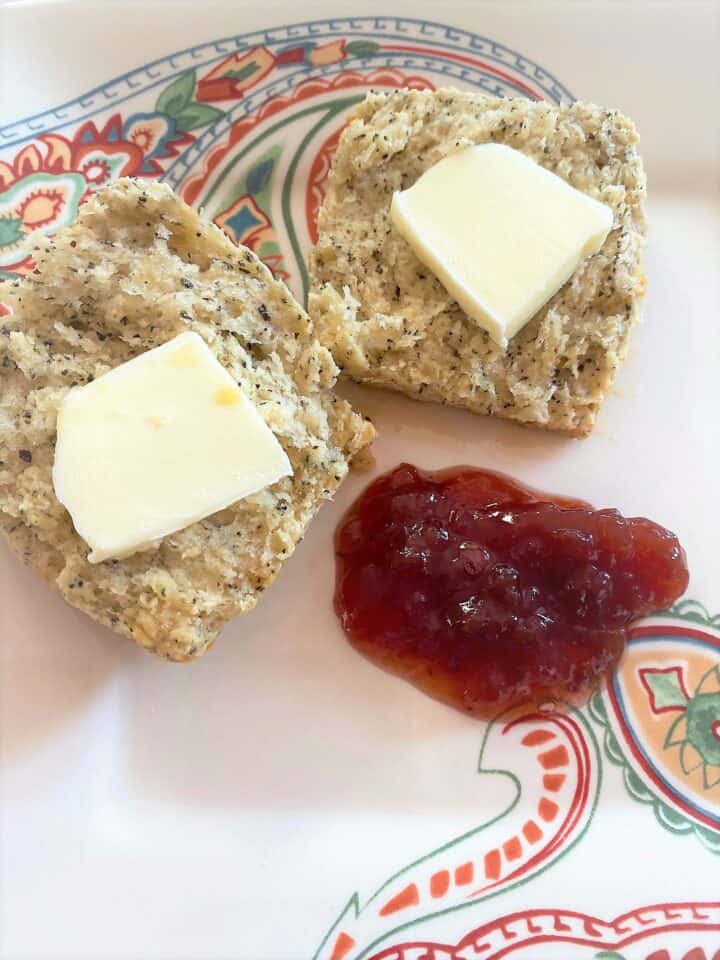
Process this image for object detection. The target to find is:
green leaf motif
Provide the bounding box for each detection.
[679,740,704,775]
[697,824,720,853]
[624,767,654,803]
[257,240,280,259]
[174,102,224,131]
[655,801,693,834]
[0,217,24,249]
[659,598,720,628]
[697,663,720,695]
[156,69,196,117]
[685,691,720,766]
[605,728,625,766]
[704,765,720,789]
[595,953,628,960]
[664,711,687,748]
[246,157,275,195]
[225,61,260,82]
[588,691,608,723]
[643,669,689,710]
[345,40,380,58]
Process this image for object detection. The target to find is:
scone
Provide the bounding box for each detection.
[0,178,374,660]
[309,89,647,437]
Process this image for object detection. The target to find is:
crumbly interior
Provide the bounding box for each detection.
[309,89,647,437]
[0,178,373,660]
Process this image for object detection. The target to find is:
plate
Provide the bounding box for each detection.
[1,3,719,958]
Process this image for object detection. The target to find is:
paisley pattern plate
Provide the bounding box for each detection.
[1,8,718,960]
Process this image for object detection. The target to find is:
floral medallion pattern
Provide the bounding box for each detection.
[590,603,720,854]
[1,17,572,288]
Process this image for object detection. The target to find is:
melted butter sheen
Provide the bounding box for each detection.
[334,464,689,717]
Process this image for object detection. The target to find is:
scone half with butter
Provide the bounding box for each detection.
[0,178,374,660]
[309,89,647,437]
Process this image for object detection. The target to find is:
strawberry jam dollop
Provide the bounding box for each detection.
[334,464,689,717]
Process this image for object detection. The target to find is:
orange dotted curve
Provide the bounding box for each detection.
[522,819,543,844]
[430,870,450,898]
[543,772,566,792]
[375,721,572,920]
[378,883,420,917]
[474,728,570,890]
[502,836,522,861]
[538,797,560,822]
[521,729,555,747]
[328,931,355,960]
[484,849,502,882]
[538,744,570,769]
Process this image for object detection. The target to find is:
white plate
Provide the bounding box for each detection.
[1,2,719,958]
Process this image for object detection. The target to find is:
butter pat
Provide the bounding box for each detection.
[391,143,613,348]
[53,331,292,563]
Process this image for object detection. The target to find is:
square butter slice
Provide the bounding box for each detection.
[390,143,613,348]
[53,331,292,563]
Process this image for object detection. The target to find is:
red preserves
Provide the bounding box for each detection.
[334,464,689,717]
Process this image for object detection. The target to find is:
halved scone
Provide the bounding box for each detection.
[0,178,374,660]
[309,89,647,437]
